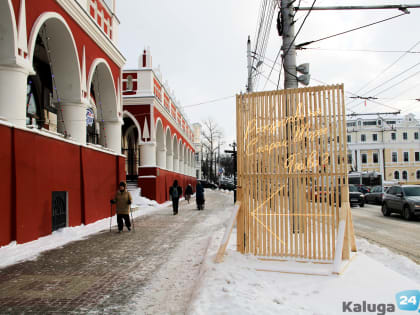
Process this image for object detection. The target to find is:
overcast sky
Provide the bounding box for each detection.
[117,0,420,148]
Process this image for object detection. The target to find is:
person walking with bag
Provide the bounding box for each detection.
[185,184,193,203]
[110,181,132,232]
[169,180,182,215]
[196,181,205,210]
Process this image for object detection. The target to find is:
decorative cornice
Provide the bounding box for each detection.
[55,0,125,68]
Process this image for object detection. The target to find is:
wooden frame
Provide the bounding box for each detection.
[236,85,356,265]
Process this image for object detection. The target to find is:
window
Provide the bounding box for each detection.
[392,152,398,162]
[394,171,400,180]
[387,121,396,125]
[415,132,419,140]
[378,120,382,126]
[347,122,356,127]
[404,152,409,162]
[127,75,133,91]
[195,153,199,162]
[347,154,352,164]
[363,121,377,126]
[372,133,378,141]
[417,170,420,180]
[347,135,351,143]
[373,153,378,163]
[402,171,408,180]
[361,134,366,142]
[358,121,362,126]
[362,154,367,164]
[403,132,408,140]
[416,152,420,162]
[391,133,396,140]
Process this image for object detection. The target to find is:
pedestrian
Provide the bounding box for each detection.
[185,184,193,203]
[169,180,182,215]
[196,181,205,210]
[110,181,132,233]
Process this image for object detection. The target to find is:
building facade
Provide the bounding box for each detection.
[193,123,203,180]
[347,113,420,184]
[0,0,125,246]
[122,49,196,203]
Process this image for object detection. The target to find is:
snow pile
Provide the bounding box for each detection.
[0,192,169,269]
[189,230,420,315]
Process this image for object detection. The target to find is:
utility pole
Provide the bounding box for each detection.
[247,36,253,93]
[281,0,298,89]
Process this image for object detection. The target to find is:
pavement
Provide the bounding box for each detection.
[0,190,234,314]
[351,202,420,264]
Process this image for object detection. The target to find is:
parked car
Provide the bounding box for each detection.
[365,185,389,205]
[349,184,365,207]
[199,180,218,189]
[355,184,370,194]
[308,186,329,202]
[382,185,420,220]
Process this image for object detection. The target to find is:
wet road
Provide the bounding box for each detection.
[351,203,420,264]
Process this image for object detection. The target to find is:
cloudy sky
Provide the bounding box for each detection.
[117,0,420,148]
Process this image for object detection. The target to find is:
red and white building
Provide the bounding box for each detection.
[122,49,197,203]
[0,0,125,246]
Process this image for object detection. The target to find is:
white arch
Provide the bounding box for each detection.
[0,0,18,63]
[87,58,118,119]
[28,12,81,102]
[165,127,173,170]
[155,119,166,168]
[123,110,142,143]
[173,134,179,172]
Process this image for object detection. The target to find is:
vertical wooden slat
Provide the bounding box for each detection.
[236,95,244,253]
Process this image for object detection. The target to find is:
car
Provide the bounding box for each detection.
[382,185,420,220]
[349,184,365,207]
[199,180,218,189]
[365,185,389,205]
[354,184,370,194]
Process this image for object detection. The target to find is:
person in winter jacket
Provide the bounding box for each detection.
[185,184,193,203]
[196,182,205,210]
[110,181,132,232]
[169,180,182,215]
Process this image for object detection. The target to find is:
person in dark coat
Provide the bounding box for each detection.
[110,181,132,232]
[196,182,205,210]
[185,184,193,203]
[169,180,182,215]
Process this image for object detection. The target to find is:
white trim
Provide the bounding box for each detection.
[55,0,125,67]
[123,110,142,144]
[139,175,156,179]
[1,0,18,64]
[28,12,81,79]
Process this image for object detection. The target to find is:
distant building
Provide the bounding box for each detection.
[347,113,420,184]
[193,123,203,180]
[122,49,196,202]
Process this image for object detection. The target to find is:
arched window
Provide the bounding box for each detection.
[127,75,133,91]
[402,170,408,180]
[416,170,420,180]
[394,171,400,180]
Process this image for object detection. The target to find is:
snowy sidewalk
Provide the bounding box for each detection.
[190,228,420,315]
[0,189,234,314]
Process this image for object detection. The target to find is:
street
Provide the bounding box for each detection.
[351,202,420,264]
[0,190,234,314]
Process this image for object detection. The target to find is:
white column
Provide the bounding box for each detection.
[104,120,122,154]
[166,153,173,171]
[157,148,167,169]
[140,142,156,166]
[58,102,87,145]
[356,150,361,172]
[0,65,29,127]
[179,157,184,174]
[379,148,384,179]
[173,156,179,172]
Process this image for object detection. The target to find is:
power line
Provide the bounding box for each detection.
[181,95,236,109]
[300,47,420,54]
[295,12,408,49]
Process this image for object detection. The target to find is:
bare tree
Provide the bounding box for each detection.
[201,119,223,182]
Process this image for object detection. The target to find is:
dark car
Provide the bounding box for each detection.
[199,180,218,189]
[382,185,420,220]
[365,185,389,205]
[349,184,365,207]
[355,184,370,194]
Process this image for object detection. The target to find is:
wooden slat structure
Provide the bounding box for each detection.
[236,85,356,265]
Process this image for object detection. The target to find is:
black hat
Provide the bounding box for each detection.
[119,181,126,187]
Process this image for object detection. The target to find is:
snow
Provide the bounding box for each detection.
[189,228,420,315]
[0,188,169,269]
